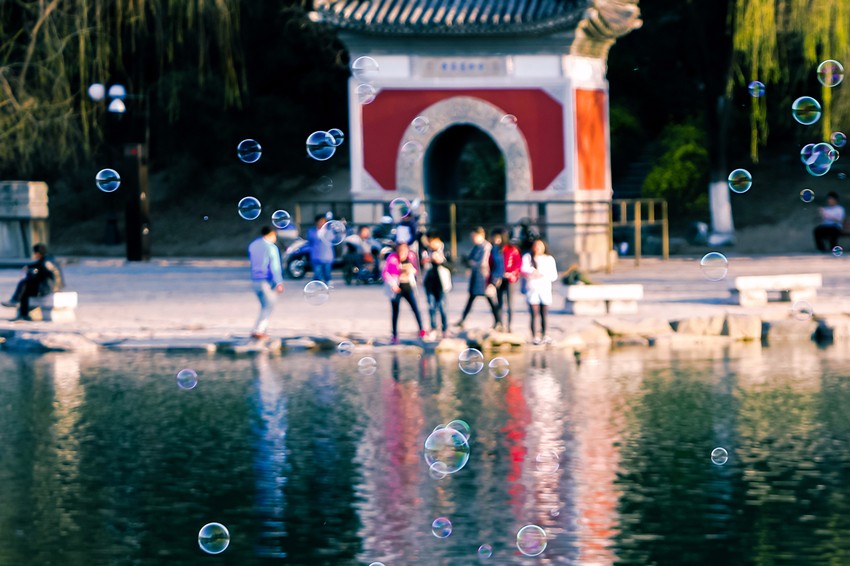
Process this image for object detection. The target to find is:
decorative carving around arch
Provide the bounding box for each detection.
[394,96,533,202]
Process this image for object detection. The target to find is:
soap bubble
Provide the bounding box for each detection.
[747,80,765,97]
[488,357,510,379]
[320,220,347,245]
[831,132,847,148]
[401,140,424,160]
[817,60,844,87]
[303,280,330,306]
[337,340,354,356]
[424,427,470,474]
[390,197,411,220]
[699,252,728,281]
[829,149,840,162]
[727,169,752,194]
[358,356,377,375]
[198,522,230,554]
[458,348,485,374]
[176,368,198,390]
[271,210,291,229]
[315,176,334,194]
[327,128,345,147]
[711,447,729,466]
[446,419,471,441]
[369,563,385,566]
[833,246,843,257]
[535,450,560,473]
[352,56,379,82]
[412,116,430,134]
[516,525,547,557]
[429,461,449,480]
[96,168,121,193]
[806,144,834,176]
[477,544,493,560]
[87,83,106,102]
[357,83,377,105]
[306,131,336,161]
[431,517,452,538]
[800,189,815,203]
[238,196,262,220]
[500,114,518,129]
[801,144,816,165]
[791,301,813,321]
[237,139,262,163]
[840,173,848,181]
[792,96,822,125]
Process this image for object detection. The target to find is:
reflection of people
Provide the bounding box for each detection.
[308,213,334,283]
[382,242,426,344]
[3,243,63,321]
[248,227,284,339]
[456,227,499,329]
[521,239,558,345]
[422,231,450,338]
[814,191,846,252]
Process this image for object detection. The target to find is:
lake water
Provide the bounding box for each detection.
[1,344,850,565]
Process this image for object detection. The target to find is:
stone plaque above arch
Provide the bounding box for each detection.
[394,96,533,202]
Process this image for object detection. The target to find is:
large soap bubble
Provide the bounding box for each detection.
[424,427,470,474]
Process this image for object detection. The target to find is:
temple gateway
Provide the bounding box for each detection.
[311,0,641,269]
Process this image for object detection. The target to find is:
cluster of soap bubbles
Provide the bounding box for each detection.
[800,142,840,177]
[352,56,380,105]
[424,420,471,477]
[457,348,510,378]
[336,341,378,375]
[306,129,344,161]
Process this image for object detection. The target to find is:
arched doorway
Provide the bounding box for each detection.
[424,125,506,237]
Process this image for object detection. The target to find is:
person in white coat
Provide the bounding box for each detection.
[520,238,558,345]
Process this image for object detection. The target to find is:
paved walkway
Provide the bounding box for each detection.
[0,253,848,344]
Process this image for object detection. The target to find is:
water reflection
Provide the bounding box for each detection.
[0,345,848,563]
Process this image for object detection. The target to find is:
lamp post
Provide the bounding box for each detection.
[89,82,151,261]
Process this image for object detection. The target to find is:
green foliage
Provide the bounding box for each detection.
[609,104,645,176]
[642,124,710,222]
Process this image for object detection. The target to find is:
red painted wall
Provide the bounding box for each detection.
[575,89,608,191]
[361,89,565,191]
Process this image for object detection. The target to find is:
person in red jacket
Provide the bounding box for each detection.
[491,229,521,333]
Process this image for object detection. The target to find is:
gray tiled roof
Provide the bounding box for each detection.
[312,0,590,36]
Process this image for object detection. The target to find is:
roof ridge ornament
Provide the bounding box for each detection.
[571,0,642,60]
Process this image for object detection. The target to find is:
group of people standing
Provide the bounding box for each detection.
[381,226,558,345]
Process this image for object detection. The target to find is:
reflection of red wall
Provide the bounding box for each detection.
[361,89,565,191]
[575,89,608,190]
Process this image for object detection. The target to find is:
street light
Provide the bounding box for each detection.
[89,81,151,261]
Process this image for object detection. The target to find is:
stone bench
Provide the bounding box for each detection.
[29,291,78,322]
[564,284,644,315]
[730,274,822,307]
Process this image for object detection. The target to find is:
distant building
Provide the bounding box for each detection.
[311,0,641,269]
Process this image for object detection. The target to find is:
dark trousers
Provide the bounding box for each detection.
[529,303,548,337]
[11,279,38,317]
[496,280,513,330]
[814,225,842,252]
[391,284,423,337]
[460,293,500,326]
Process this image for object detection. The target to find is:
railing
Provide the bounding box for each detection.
[292,198,668,270]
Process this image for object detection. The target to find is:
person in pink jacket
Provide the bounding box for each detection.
[382,242,426,344]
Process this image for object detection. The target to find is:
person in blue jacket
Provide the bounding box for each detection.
[248,226,284,339]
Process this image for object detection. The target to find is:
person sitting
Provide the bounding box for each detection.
[561,263,594,285]
[814,191,846,252]
[2,243,64,321]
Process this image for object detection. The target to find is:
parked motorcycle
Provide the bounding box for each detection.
[282,221,393,280]
[342,234,394,285]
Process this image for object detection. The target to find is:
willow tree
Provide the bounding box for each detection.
[0,0,246,176]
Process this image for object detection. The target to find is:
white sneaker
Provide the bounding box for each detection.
[532,336,542,345]
[543,335,553,345]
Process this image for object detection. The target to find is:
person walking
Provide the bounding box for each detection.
[422,230,451,339]
[307,213,334,283]
[2,243,63,321]
[455,227,500,329]
[383,242,426,344]
[492,229,521,332]
[521,238,558,345]
[248,226,285,339]
[814,191,846,252]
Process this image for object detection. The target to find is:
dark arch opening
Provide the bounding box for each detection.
[423,125,506,238]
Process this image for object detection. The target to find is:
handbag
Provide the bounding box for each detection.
[438,265,452,293]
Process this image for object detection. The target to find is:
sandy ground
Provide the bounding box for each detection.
[0,253,848,344]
